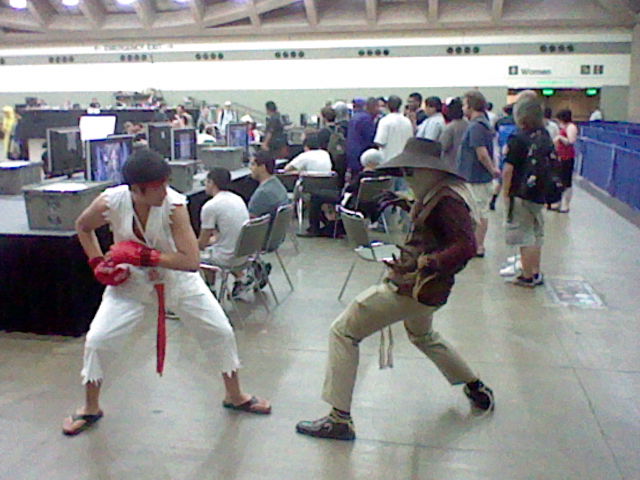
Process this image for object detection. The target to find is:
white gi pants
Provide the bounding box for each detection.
[81,286,240,384]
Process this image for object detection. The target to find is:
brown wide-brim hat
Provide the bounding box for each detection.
[377,137,467,181]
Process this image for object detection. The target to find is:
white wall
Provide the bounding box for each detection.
[0,54,629,93]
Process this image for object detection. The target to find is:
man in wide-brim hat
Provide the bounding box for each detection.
[296,137,495,441]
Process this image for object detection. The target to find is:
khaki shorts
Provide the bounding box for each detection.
[505,197,544,247]
[468,182,494,218]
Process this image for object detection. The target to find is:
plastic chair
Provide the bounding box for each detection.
[353,176,394,233]
[200,214,274,313]
[262,204,296,297]
[337,206,399,300]
[295,172,339,233]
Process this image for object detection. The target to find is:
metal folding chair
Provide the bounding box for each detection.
[337,206,399,300]
[354,176,394,233]
[200,214,274,314]
[262,204,296,299]
[294,172,339,233]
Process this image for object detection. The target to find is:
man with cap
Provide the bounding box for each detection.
[63,148,270,436]
[295,138,494,441]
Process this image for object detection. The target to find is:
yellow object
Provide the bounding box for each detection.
[2,106,17,158]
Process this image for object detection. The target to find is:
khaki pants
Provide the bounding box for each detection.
[322,282,477,412]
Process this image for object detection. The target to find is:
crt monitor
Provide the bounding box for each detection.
[46,127,83,176]
[79,115,117,142]
[86,135,134,184]
[171,128,197,160]
[226,122,249,152]
[147,123,172,160]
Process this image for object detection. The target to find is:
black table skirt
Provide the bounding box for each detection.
[0,228,111,337]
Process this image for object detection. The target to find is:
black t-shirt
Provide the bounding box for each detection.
[505,127,551,198]
[266,113,286,148]
[318,127,331,150]
[416,109,428,126]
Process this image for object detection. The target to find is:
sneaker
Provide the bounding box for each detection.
[505,254,521,265]
[499,260,522,277]
[532,273,544,286]
[295,415,356,441]
[512,273,544,287]
[231,275,254,299]
[464,381,495,412]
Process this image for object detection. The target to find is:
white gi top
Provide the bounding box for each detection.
[102,184,207,305]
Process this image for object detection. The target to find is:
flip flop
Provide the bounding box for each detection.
[222,396,271,415]
[62,410,104,436]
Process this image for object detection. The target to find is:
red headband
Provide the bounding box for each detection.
[138,178,168,189]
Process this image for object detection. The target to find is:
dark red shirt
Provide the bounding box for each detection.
[388,192,477,306]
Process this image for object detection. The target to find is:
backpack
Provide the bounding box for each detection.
[516,129,563,205]
[327,126,346,166]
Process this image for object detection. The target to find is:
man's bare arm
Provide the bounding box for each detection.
[75,193,110,260]
[476,146,500,178]
[197,227,217,251]
[164,205,201,271]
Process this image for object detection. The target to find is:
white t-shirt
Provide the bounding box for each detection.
[287,149,332,173]
[589,110,603,121]
[416,112,446,141]
[373,112,414,162]
[200,191,249,265]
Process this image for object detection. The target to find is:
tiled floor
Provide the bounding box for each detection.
[1,186,639,480]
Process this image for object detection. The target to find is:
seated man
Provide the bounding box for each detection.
[248,150,289,219]
[283,133,332,174]
[342,148,387,222]
[301,148,385,237]
[296,138,494,441]
[198,167,252,297]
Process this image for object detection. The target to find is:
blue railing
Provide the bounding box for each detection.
[577,137,640,211]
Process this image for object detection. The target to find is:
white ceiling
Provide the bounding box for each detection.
[0,0,638,45]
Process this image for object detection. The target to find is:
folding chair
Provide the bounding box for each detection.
[353,176,394,233]
[261,204,296,299]
[200,214,274,313]
[337,206,399,300]
[295,172,339,233]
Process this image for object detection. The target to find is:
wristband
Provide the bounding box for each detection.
[88,256,104,269]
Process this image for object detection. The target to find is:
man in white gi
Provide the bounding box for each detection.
[63,148,270,436]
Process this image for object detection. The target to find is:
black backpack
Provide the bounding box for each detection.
[516,129,563,205]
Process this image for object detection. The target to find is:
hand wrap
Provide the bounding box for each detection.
[88,256,130,286]
[109,241,161,267]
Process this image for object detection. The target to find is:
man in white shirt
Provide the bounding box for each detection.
[198,167,251,295]
[416,96,446,141]
[284,133,332,174]
[374,95,413,161]
[218,101,237,136]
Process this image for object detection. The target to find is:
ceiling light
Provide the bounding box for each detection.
[9,0,27,9]
[62,0,79,5]
[174,0,191,3]
[117,0,138,5]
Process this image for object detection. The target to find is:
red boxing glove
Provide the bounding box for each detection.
[88,256,130,286]
[109,240,161,267]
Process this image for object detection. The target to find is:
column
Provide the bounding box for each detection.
[628,23,640,122]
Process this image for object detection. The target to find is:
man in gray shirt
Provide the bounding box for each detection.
[457,90,500,257]
[248,150,289,218]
